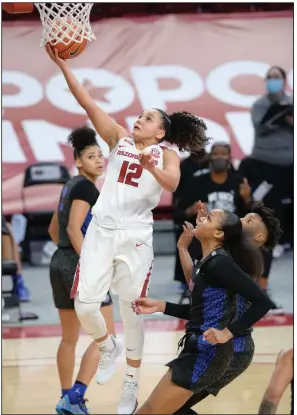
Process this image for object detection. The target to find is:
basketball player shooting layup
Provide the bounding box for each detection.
[46,45,209,414]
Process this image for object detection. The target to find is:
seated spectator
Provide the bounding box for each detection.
[2,212,31,302]
[173,142,252,283]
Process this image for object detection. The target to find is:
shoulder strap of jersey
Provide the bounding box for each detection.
[193,248,231,278]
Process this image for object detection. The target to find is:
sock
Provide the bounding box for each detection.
[125,365,140,382]
[12,273,23,284]
[68,381,88,404]
[62,388,71,398]
[98,335,114,352]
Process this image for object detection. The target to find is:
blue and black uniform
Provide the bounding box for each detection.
[165,248,274,395]
[50,176,112,309]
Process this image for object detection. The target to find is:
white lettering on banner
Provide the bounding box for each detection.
[23,120,71,161]
[2,121,27,163]
[131,66,204,110]
[46,69,135,115]
[206,61,270,108]
[3,71,43,108]
[226,112,254,155]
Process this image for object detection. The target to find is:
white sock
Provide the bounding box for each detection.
[125,365,140,381]
[97,335,114,352]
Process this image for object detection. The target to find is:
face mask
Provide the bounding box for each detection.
[265,78,284,94]
[210,158,229,173]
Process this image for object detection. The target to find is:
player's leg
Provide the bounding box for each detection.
[60,296,116,415]
[77,293,116,385]
[136,369,193,414]
[50,249,86,414]
[258,348,293,414]
[5,221,30,301]
[73,222,123,384]
[173,391,209,414]
[114,227,154,414]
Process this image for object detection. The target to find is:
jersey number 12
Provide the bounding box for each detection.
[117,161,143,188]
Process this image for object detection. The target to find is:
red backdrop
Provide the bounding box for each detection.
[2,12,293,214]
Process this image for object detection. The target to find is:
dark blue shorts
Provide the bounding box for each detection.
[166,333,233,394]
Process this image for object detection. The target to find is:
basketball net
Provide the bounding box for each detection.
[34,3,96,47]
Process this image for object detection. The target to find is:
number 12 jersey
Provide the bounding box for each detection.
[92,137,165,227]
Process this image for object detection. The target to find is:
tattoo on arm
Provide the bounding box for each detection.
[258,399,277,414]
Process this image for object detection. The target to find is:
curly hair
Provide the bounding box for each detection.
[250,201,282,250]
[67,126,99,159]
[220,211,263,278]
[155,109,210,152]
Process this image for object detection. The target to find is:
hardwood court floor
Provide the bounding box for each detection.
[3,324,292,414]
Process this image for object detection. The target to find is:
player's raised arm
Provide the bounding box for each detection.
[45,45,128,150]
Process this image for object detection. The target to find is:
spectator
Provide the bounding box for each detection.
[173,142,252,285]
[172,149,209,290]
[239,66,293,288]
[2,212,31,302]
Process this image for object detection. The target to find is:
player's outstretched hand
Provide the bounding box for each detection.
[197,200,208,221]
[139,152,155,172]
[203,327,233,344]
[132,298,165,315]
[45,43,67,69]
[177,221,194,250]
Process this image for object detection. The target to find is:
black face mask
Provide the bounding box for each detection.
[210,158,229,173]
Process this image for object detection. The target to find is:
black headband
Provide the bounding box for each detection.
[154,108,171,126]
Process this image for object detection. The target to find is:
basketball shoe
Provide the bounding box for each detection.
[96,335,124,384]
[56,394,89,414]
[117,377,139,414]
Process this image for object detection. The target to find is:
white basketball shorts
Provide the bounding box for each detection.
[71,219,154,303]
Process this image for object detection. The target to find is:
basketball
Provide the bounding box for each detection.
[48,18,88,60]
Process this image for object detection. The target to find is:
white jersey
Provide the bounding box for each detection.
[92,137,165,227]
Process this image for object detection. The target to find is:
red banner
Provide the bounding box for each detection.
[2,12,293,214]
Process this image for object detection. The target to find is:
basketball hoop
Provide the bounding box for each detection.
[34,3,96,47]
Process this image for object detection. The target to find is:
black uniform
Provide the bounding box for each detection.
[165,249,274,394]
[50,176,112,309]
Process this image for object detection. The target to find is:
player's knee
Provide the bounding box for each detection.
[74,297,108,340]
[119,298,144,359]
[277,347,293,364]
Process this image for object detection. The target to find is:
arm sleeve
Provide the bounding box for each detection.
[71,180,98,206]
[207,256,275,335]
[164,302,190,320]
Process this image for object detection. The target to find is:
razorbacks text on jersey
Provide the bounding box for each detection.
[92,137,165,226]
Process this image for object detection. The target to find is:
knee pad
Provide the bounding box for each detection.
[119,299,144,360]
[74,296,107,340]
